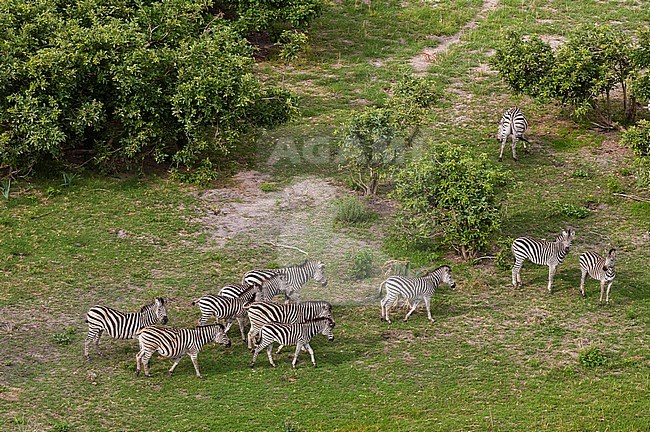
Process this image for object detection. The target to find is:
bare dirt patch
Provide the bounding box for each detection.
[410,0,500,73]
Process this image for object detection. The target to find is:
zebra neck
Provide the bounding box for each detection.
[138,309,158,327]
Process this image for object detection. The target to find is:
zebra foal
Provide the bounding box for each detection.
[243,259,328,303]
[192,284,262,342]
[135,324,231,379]
[218,275,286,302]
[511,228,575,293]
[379,265,456,324]
[249,317,335,368]
[498,107,530,162]
[84,298,168,361]
[245,300,333,350]
[579,249,616,304]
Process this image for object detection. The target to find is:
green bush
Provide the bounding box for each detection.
[53,328,75,346]
[633,157,650,190]
[336,108,405,195]
[548,201,590,219]
[334,196,376,226]
[621,120,650,157]
[392,143,510,260]
[494,236,514,270]
[578,346,608,368]
[0,0,309,175]
[345,250,374,280]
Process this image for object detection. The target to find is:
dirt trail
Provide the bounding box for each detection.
[410,0,500,73]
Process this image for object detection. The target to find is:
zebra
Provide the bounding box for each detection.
[218,275,287,302]
[579,248,616,304]
[243,259,328,303]
[249,317,335,368]
[135,324,231,379]
[511,228,576,293]
[191,284,262,342]
[379,265,456,324]
[84,297,168,361]
[498,107,530,162]
[244,300,333,350]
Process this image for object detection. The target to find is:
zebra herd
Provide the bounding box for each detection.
[85,260,335,378]
[83,108,617,378]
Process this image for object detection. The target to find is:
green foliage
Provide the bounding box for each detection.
[52,328,75,346]
[392,143,510,260]
[336,108,405,195]
[169,159,220,185]
[571,169,590,178]
[386,68,443,135]
[278,30,309,62]
[633,157,650,190]
[333,196,376,226]
[61,172,78,188]
[0,0,304,175]
[345,249,374,280]
[53,421,74,432]
[260,182,281,192]
[491,31,555,97]
[578,346,608,368]
[621,120,650,157]
[1,178,10,200]
[494,236,514,270]
[548,201,590,219]
[492,26,645,122]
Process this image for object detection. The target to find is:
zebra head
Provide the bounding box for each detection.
[604,248,616,272]
[313,261,328,287]
[439,266,456,289]
[151,297,168,324]
[212,324,231,348]
[320,318,335,341]
[559,228,576,253]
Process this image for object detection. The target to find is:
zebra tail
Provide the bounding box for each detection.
[378,280,387,297]
[519,136,530,143]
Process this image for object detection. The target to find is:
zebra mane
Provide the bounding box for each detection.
[424,265,450,277]
[304,316,334,325]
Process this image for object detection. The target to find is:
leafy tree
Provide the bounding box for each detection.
[0,0,310,176]
[392,143,510,260]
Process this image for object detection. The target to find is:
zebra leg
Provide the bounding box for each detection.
[266,343,276,367]
[512,259,523,289]
[547,264,557,294]
[84,329,99,361]
[404,299,422,322]
[135,350,144,376]
[224,319,234,334]
[188,353,204,380]
[580,270,588,298]
[198,313,209,326]
[499,137,508,162]
[383,295,397,324]
[237,316,247,342]
[168,356,183,377]
[599,280,605,305]
[247,326,259,351]
[141,351,153,377]
[605,281,613,305]
[305,343,317,368]
[423,297,434,322]
[511,137,518,161]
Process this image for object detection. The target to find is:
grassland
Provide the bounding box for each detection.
[1,0,649,431]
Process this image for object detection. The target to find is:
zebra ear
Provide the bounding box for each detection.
[157,297,165,305]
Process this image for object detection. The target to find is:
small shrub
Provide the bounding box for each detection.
[61,172,78,187]
[634,157,650,190]
[278,31,309,62]
[548,201,590,219]
[345,250,374,280]
[621,120,650,157]
[260,183,280,192]
[494,236,514,270]
[334,197,376,226]
[571,169,589,178]
[169,159,219,185]
[53,422,74,432]
[578,346,608,368]
[1,178,11,200]
[606,176,625,194]
[53,328,75,346]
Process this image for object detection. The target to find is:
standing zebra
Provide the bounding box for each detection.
[135,324,231,379]
[218,276,286,302]
[379,265,456,324]
[243,260,328,303]
[244,301,333,350]
[84,298,168,361]
[498,107,530,162]
[511,228,575,293]
[579,249,616,304]
[249,317,335,368]
[192,284,262,342]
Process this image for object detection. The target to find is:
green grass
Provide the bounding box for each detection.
[2,0,650,430]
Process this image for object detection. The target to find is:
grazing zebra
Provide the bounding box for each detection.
[379,265,456,324]
[511,228,576,293]
[135,324,231,379]
[84,298,168,361]
[192,285,262,342]
[218,276,286,302]
[249,317,335,368]
[243,260,328,303]
[244,301,333,350]
[580,249,616,304]
[498,107,530,162]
